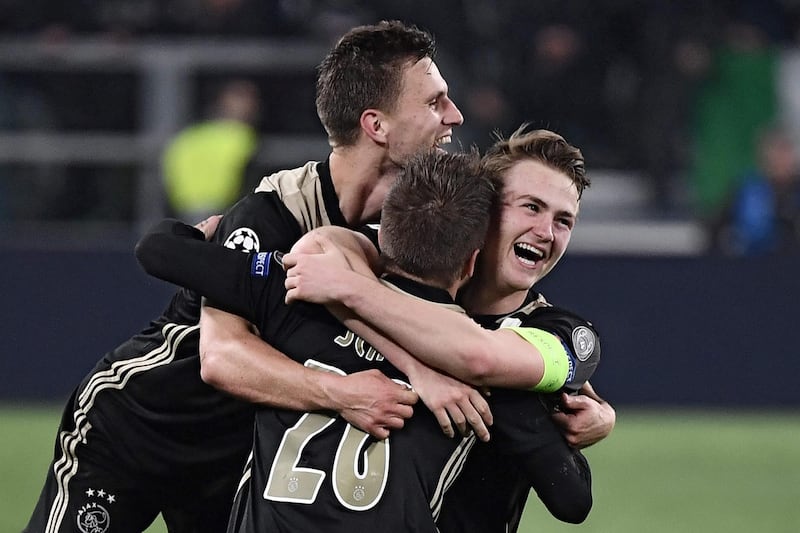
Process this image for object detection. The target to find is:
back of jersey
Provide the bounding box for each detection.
[232,397,472,533]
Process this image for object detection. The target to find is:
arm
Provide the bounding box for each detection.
[551,381,616,449]
[199,305,416,439]
[522,440,592,523]
[135,217,259,321]
[333,306,492,442]
[289,227,493,441]
[484,388,593,524]
[135,217,418,439]
[284,241,565,389]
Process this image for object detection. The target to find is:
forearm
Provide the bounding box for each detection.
[527,445,592,524]
[135,218,256,320]
[331,303,493,442]
[337,272,542,387]
[200,305,348,411]
[330,303,428,381]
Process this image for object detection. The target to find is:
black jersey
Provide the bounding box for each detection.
[135,221,600,533]
[434,291,600,532]
[26,160,349,533]
[136,225,475,532]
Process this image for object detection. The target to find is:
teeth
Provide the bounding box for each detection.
[436,135,451,146]
[514,243,543,266]
[516,243,543,258]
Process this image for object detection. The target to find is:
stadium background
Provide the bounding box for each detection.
[2,1,799,532]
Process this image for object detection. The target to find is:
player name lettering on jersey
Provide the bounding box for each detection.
[334,331,385,362]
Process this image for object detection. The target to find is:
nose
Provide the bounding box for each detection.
[443,97,464,126]
[531,216,554,242]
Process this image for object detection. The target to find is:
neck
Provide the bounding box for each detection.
[384,265,461,300]
[461,275,529,316]
[329,146,401,226]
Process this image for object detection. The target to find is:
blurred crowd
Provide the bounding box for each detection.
[1,0,800,255]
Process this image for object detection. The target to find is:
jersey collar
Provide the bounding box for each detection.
[380,274,465,312]
[316,157,349,228]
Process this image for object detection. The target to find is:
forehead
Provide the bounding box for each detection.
[503,159,580,212]
[398,57,447,99]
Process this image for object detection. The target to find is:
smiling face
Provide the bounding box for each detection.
[383,58,463,166]
[476,159,579,308]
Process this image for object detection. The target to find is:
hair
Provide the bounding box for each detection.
[380,149,496,287]
[315,20,436,147]
[482,125,590,199]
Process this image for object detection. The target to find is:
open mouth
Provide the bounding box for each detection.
[514,243,544,266]
[434,134,452,149]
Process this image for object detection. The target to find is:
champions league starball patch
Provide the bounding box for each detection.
[571,326,596,361]
[76,488,115,533]
[224,227,260,253]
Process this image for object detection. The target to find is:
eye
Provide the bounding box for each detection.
[557,216,574,229]
[524,203,540,213]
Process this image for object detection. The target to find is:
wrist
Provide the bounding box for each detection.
[304,367,344,413]
[338,270,380,310]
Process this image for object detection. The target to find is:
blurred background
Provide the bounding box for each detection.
[1,1,799,531]
[2,0,799,406]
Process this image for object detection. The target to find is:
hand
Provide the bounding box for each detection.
[409,367,493,442]
[194,215,223,241]
[283,246,359,305]
[333,369,419,440]
[551,392,616,449]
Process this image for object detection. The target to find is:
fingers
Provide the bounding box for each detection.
[447,407,468,439]
[470,389,493,427]
[462,394,492,443]
[433,409,455,439]
[370,426,391,441]
[281,252,297,269]
[560,392,587,410]
[195,214,223,240]
[397,388,420,407]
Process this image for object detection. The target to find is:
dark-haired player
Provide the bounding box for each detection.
[24,20,467,533]
[136,148,599,531]
[283,126,611,531]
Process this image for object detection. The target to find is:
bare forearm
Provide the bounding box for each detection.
[199,305,346,410]
[199,304,418,439]
[332,304,493,441]
[338,273,541,387]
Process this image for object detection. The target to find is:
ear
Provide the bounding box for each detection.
[460,249,480,283]
[360,109,388,144]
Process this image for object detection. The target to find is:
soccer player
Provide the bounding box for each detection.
[282,126,612,531]
[24,21,467,533]
[134,149,598,531]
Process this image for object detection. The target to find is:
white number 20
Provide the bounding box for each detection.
[263,361,390,511]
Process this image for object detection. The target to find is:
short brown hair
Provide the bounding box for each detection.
[483,125,590,199]
[381,150,496,286]
[316,20,436,147]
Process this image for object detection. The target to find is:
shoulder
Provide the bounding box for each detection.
[511,305,601,392]
[214,190,304,253]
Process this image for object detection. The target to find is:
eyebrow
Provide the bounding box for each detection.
[520,194,577,220]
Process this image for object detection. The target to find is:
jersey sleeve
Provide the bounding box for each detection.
[502,306,601,393]
[486,389,593,523]
[135,218,281,325]
[213,191,305,254]
[200,190,306,315]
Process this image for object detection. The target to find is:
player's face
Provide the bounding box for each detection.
[481,159,579,296]
[383,58,463,165]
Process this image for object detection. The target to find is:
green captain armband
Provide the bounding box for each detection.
[505,327,570,392]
